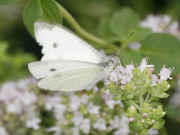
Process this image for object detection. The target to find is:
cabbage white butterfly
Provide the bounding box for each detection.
[28,22,107,91]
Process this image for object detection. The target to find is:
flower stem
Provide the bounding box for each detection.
[56,1,119,53]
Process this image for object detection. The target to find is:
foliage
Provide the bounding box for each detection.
[0,0,18,4]
[97,9,180,73]
[23,0,62,36]
[0,42,35,82]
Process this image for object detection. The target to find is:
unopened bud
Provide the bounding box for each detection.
[129,117,134,122]
[130,106,136,111]
[141,119,145,123]
[143,113,148,118]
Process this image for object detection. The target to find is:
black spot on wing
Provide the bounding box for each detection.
[50,68,56,72]
[53,43,58,48]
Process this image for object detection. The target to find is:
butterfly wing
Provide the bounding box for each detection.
[38,66,104,91]
[28,60,103,79]
[28,60,105,91]
[35,22,105,64]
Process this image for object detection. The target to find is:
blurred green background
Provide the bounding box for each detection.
[0,0,180,134]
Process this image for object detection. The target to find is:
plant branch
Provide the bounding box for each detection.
[55,1,119,53]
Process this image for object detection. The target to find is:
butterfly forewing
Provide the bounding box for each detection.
[35,22,105,64]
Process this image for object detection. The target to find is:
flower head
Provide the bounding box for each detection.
[159,66,172,81]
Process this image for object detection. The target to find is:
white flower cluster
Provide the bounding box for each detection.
[104,57,134,85]
[0,127,8,135]
[110,116,130,135]
[0,78,40,133]
[140,15,180,38]
[105,57,171,87]
[43,91,127,135]
[0,77,128,135]
[148,128,159,135]
[0,57,172,135]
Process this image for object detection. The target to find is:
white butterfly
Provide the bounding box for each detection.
[28,22,107,91]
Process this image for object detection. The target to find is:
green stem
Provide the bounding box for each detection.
[55,1,119,53]
[121,31,135,48]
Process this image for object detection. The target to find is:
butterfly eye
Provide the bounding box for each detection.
[53,43,58,48]
[50,68,56,72]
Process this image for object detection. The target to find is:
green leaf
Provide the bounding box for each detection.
[97,16,119,42]
[128,27,152,43]
[40,0,62,24]
[140,33,180,73]
[118,49,142,65]
[122,27,153,48]
[97,10,152,49]
[110,8,140,42]
[23,0,42,35]
[23,0,62,36]
[0,0,17,4]
[118,33,180,73]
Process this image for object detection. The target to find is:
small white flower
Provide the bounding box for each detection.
[128,42,141,51]
[103,89,111,100]
[167,22,180,38]
[140,14,180,38]
[72,127,80,135]
[159,66,172,81]
[44,95,62,110]
[0,127,8,135]
[53,104,66,121]
[151,74,159,86]
[80,118,90,134]
[129,117,135,122]
[110,116,120,129]
[72,112,84,126]
[111,116,130,135]
[106,100,116,109]
[114,128,130,135]
[47,124,62,135]
[109,70,119,83]
[26,105,37,117]
[70,95,81,111]
[26,117,41,130]
[20,91,37,106]
[0,78,38,115]
[93,85,99,93]
[80,95,89,104]
[6,101,23,114]
[139,58,154,72]
[0,82,20,102]
[93,118,106,131]
[17,78,36,90]
[88,103,100,114]
[119,65,134,85]
[140,15,171,32]
[148,128,159,135]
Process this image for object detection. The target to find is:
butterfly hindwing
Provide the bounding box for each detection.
[28,60,105,91]
[28,60,103,79]
[38,66,105,91]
